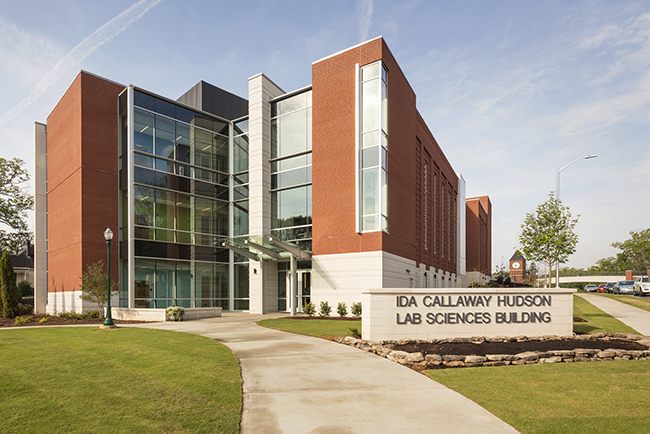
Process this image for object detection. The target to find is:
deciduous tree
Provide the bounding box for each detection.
[611,228,650,274]
[79,261,118,314]
[0,251,20,318]
[0,158,33,253]
[519,193,579,287]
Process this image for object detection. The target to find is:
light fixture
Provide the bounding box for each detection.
[139,126,149,133]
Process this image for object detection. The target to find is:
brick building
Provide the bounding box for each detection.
[34,37,491,315]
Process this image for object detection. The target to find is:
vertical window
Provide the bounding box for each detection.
[433,172,437,254]
[424,160,428,251]
[359,61,388,232]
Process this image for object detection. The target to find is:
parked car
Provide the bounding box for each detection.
[614,281,635,295]
[634,276,650,296]
[597,283,607,293]
[605,282,616,293]
[584,284,599,293]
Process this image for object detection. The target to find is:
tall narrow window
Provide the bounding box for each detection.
[433,172,437,254]
[424,160,428,251]
[359,61,388,232]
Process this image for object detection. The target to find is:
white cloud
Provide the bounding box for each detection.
[0,18,66,87]
[356,0,374,42]
[0,0,164,126]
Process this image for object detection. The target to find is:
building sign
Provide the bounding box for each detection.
[361,288,575,341]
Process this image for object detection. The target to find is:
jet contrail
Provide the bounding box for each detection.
[0,0,164,126]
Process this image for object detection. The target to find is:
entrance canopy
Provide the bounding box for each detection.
[222,234,311,262]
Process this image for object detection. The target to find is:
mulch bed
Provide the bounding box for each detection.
[0,314,150,328]
[394,339,649,357]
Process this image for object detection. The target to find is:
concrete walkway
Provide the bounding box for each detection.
[577,294,650,336]
[130,313,518,434]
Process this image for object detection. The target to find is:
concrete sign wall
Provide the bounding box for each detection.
[361,288,575,341]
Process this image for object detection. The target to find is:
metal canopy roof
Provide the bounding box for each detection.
[222,234,311,262]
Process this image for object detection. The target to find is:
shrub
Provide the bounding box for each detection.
[84,310,101,319]
[15,316,31,326]
[0,252,20,318]
[318,301,331,317]
[17,280,33,298]
[336,302,347,317]
[79,260,119,315]
[351,302,362,318]
[468,281,483,288]
[58,311,84,320]
[39,317,49,324]
[166,306,184,321]
[17,303,33,316]
[303,302,316,316]
[348,327,361,338]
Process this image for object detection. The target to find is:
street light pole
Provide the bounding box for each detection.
[555,154,597,288]
[102,227,116,328]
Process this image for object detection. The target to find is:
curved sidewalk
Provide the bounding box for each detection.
[577,294,650,335]
[131,313,518,434]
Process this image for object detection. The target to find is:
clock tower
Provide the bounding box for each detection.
[509,252,526,284]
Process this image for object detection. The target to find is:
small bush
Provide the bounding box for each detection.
[58,311,84,320]
[166,306,184,321]
[303,302,316,316]
[351,302,362,318]
[17,303,33,316]
[84,310,101,319]
[39,317,49,324]
[468,281,483,288]
[15,316,31,326]
[336,302,347,317]
[319,301,331,317]
[348,327,361,338]
[17,280,33,298]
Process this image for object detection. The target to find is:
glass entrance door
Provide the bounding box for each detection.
[297,271,311,311]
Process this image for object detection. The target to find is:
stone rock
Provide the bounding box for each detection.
[484,361,508,367]
[465,355,487,364]
[387,350,409,362]
[425,354,442,362]
[486,354,506,361]
[515,351,539,361]
[539,356,563,364]
[405,352,424,363]
[442,354,464,362]
[444,361,466,368]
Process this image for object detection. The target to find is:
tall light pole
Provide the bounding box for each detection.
[555,154,597,288]
[102,227,116,328]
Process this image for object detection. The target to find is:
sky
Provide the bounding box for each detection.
[1,0,649,273]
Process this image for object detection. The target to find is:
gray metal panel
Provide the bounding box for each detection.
[177,81,248,120]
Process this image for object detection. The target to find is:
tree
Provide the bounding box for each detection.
[524,261,539,287]
[611,228,650,274]
[79,261,118,314]
[0,251,20,318]
[519,193,579,288]
[0,158,33,253]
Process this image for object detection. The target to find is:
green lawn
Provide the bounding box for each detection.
[425,361,650,434]
[573,295,639,334]
[258,317,360,339]
[595,293,650,314]
[0,327,241,434]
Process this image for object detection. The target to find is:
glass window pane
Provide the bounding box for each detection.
[234,264,250,299]
[155,190,174,230]
[134,91,155,111]
[134,258,155,307]
[363,215,379,231]
[362,79,380,132]
[213,134,229,173]
[193,128,213,169]
[381,80,388,133]
[362,62,380,81]
[234,119,248,135]
[278,93,307,116]
[155,116,175,159]
[234,135,249,173]
[278,110,308,157]
[176,261,191,300]
[234,200,249,236]
[175,123,190,163]
[155,260,174,300]
[382,168,388,216]
[134,187,155,227]
[362,130,379,148]
[271,118,278,159]
[362,146,379,169]
[381,146,387,170]
[134,109,154,155]
[362,168,379,215]
[194,197,212,234]
[274,186,311,228]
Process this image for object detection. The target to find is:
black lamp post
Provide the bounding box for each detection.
[102,227,116,328]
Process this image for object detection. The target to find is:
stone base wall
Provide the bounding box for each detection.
[335,333,650,370]
[111,307,222,322]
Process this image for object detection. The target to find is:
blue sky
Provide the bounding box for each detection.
[1,0,649,273]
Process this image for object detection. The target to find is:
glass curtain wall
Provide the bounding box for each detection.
[359,62,388,232]
[270,90,312,251]
[119,89,249,309]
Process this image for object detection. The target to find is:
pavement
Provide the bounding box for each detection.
[129,312,519,434]
[577,293,650,336]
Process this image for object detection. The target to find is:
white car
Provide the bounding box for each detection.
[633,276,650,296]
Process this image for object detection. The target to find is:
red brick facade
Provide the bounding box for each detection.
[466,196,492,276]
[312,38,459,274]
[46,72,123,294]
